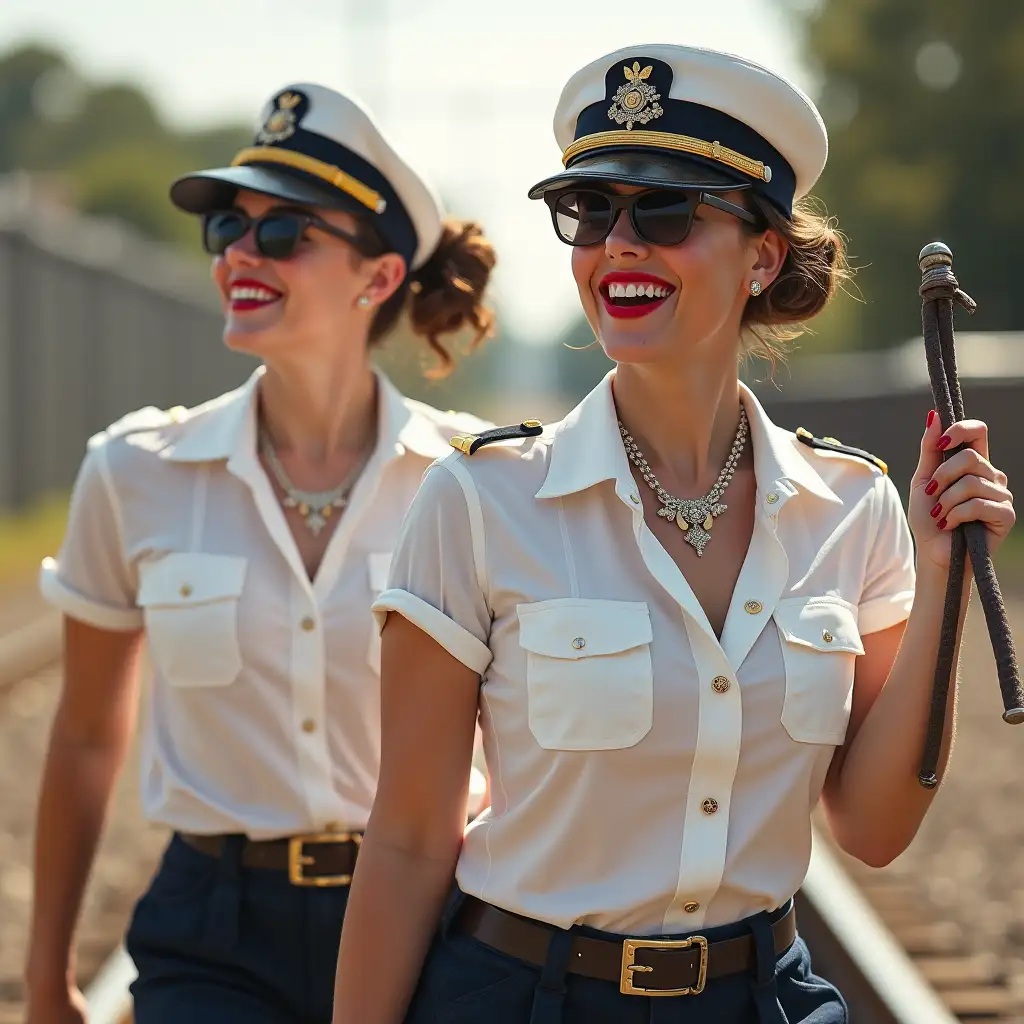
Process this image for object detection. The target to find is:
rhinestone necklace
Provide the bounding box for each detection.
[619,406,749,557]
[258,426,374,537]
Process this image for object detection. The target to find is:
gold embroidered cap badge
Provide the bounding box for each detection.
[257,91,303,145]
[607,62,664,131]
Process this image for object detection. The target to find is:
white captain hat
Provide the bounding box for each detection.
[529,44,828,217]
[171,83,444,270]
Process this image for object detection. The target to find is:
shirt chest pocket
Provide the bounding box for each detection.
[775,597,864,747]
[137,553,248,688]
[366,552,392,675]
[518,599,654,751]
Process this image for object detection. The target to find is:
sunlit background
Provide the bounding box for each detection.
[4,4,1024,1020]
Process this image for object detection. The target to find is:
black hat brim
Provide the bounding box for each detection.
[170,163,370,217]
[528,150,752,200]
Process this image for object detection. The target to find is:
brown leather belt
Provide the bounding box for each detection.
[454,895,796,997]
[179,831,361,887]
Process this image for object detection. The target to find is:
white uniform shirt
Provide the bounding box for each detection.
[374,373,915,935]
[40,366,490,839]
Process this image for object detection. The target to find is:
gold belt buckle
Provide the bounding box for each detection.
[287,832,361,887]
[620,935,709,996]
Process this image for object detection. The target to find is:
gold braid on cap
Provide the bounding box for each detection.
[561,130,772,183]
[231,147,387,214]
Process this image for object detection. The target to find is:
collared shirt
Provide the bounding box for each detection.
[373,372,915,934]
[40,367,491,838]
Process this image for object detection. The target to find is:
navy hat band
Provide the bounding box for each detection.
[232,145,386,212]
[232,123,419,267]
[563,128,772,184]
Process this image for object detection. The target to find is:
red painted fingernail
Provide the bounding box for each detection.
[927,410,936,428]
[925,479,938,495]
[930,502,942,518]
[938,517,948,530]
[937,435,952,451]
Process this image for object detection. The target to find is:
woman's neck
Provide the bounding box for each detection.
[612,344,745,495]
[257,357,378,464]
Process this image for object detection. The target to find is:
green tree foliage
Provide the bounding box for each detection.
[794,0,1024,348]
[0,42,248,249]
[0,43,69,173]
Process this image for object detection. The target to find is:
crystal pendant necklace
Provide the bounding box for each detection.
[618,406,749,557]
[259,426,373,537]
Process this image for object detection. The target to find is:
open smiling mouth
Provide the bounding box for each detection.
[599,274,676,320]
[229,278,284,312]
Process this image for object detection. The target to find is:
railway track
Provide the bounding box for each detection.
[4,612,1022,1024]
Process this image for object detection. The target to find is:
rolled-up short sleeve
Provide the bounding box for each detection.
[372,458,492,675]
[39,442,143,631]
[858,473,916,635]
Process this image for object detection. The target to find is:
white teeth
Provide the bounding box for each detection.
[606,281,673,301]
[230,285,279,302]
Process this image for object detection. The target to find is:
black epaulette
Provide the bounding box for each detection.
[450,420,544,455]
[795,427,888,475]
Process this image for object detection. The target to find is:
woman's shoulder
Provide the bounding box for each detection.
[84,386,244,470]
[426,415,555,499]
[783,424,894,509]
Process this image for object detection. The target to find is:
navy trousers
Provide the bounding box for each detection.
[405,890,848,1024]
[125,833,348,1023]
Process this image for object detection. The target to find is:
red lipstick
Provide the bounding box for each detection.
[228,278,283,312]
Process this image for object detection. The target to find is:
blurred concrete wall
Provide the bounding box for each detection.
[748,337,1024,503]
[0,183,253,510]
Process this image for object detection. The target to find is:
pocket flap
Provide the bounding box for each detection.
[518,599,652,660]
[368,552,393,594]
[775,597,864,655]
[138,553,248,608]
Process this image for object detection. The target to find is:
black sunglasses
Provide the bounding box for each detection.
[201,207,377,261]
[543,188,761,248]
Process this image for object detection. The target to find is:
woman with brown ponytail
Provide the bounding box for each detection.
[24,83,496,1024]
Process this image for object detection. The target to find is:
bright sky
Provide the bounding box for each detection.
[0,0,809,342]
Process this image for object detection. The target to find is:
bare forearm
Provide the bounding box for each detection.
[828,564,968,863]
[25,722,131,991]
[332,834,458,1024]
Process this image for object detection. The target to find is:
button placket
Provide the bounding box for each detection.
[289,579,335,826]
[668,633,741,933]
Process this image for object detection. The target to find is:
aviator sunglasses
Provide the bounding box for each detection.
[201,207,379,261]
[544,187,761,247]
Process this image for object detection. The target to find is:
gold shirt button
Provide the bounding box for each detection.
[822,630,834,643]
[630,493,641,504]
[302,718,317,733]
[179,584,193,598]
[301,616,316,632]
[712,676,731,694]
[572,637,586,650]
[744,600,763,615]
[683,901,700,914]
[765,492,779,504]
[701,798,719,815]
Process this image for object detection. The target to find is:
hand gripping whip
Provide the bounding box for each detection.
[916,242,1023,789]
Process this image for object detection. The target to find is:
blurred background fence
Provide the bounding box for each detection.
[0,178,250,511]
